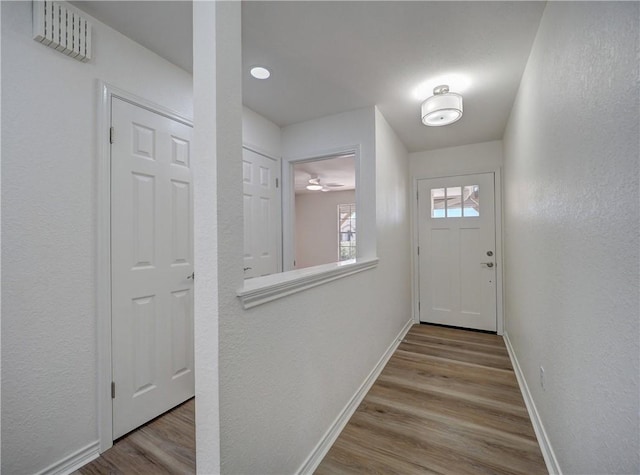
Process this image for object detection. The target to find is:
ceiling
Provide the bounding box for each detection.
[294,154,356,195]
[70,1,193,72]
[72,1,546,153]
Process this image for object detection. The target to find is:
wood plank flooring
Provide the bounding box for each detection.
[315,324,547,475]
[75,326,545,474]
[75,398,195,475]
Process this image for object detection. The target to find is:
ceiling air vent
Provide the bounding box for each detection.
[33,1,92,62]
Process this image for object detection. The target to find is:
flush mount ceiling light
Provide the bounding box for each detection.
[412,74,471,100]
[250,66,271,79]
[421,85,463,127]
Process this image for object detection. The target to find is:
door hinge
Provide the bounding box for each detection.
[417,191,419,201]
[276,178,279,188]
[109,127,114,144]
[418,301,421,311]
[417,246,420,255]
[111,381,115,399]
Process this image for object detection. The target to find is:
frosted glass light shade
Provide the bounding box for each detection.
[306,184,323,191]
[250,66,271,79]
[421,92,463,126]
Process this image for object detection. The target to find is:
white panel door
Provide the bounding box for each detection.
[242,147,281,278]
[418,173,497,331]
[111,97,194,439]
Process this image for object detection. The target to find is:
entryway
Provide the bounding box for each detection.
[416,172,500,332]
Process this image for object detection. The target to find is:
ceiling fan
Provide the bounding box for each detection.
[306,175,344,192]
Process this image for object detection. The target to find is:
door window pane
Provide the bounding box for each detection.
[446,187,462,217]
[431,188,445,218]
[462,185,480,217]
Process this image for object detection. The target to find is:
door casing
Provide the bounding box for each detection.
[97,82,193,452]
[411,168,504,335]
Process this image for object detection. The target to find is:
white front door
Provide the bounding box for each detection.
[242,147,281,278]
[111,97,194,439]
[417,173,497,332]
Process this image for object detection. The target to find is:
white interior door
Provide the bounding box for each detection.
[111,97,194,439]
[418,173,497,332]
[243,147,281,278]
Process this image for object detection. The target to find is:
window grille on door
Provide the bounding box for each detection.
[431,185,479,218]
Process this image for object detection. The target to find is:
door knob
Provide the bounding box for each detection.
[481,262,494,268]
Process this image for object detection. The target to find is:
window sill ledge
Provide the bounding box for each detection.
[237,257,379,309]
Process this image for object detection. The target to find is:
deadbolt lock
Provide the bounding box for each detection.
[486,251,493,256]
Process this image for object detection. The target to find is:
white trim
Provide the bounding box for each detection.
[242,141,280,161]
[237,257,378,309]
[411,178,420,324]
[503,332,562,475]
[493,169,504,336]
[295,318,414,475]
[96,81,193,452]
[96,81,112,453]
[35,440,100,475]
[411,167,504,334]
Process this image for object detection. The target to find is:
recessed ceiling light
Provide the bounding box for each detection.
[250,66,271,79]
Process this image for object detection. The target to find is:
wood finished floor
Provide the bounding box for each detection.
[75,398,195,475]
[75,326,545,474]
[316,324,547,475]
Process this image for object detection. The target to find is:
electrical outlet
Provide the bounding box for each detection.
[540,366,545,390]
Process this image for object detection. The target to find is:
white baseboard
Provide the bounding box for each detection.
[503,332,562,475]
[35,440,100,475]
[296,318,415,475]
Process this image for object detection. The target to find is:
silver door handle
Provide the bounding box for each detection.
[244,267,252,271]
[481,262,494,268]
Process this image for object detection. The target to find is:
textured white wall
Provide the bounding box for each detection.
[0,1,3,464]
[282,108,377,261]
[502,2,639,473]
[219,102,411,473]
[410,140,503,179]
[295,190,356,268]
[243,106,282,158]
[193,2,220,473]
[1,3,192,473]
[373,107,412,338]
